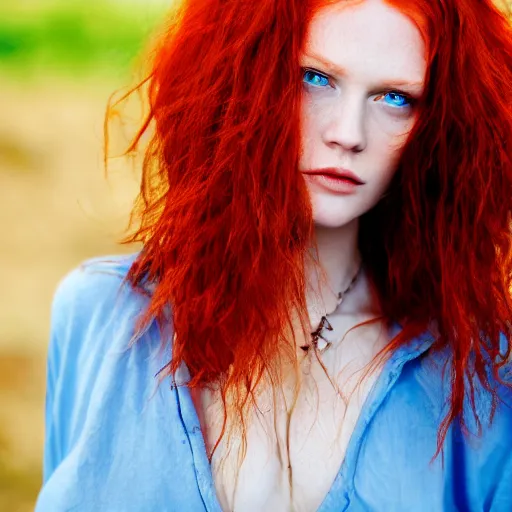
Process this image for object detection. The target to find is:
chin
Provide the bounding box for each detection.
[311,208,360,229]
[312,215,359,229]
[309,194,363,229]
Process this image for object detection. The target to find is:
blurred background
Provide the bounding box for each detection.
[1,1,511,510]
[0,0,168,509]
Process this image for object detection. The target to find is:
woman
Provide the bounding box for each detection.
[37,0,512,510]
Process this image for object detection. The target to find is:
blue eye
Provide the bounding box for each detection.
[383,92,411,108]
[303,69,330,87]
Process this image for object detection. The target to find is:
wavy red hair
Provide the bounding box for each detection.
[107,0,512,456]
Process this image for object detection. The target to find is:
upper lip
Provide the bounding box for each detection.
[302,167,365,185]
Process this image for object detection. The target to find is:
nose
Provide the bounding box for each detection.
[322,92,367,153]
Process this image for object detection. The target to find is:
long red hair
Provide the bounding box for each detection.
[107,0,512,456]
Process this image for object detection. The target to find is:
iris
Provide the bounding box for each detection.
[383,91,410,108]
[303,69,329,87]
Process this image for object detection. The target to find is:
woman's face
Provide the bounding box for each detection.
[299,0,426,228]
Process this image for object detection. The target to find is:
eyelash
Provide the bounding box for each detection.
[302,67,416,108]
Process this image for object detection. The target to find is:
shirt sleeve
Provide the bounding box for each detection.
[42,269,79,482]
[41,261,127,483]
[40,255,139,486]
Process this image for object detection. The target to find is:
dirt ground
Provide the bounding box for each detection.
[0,74,142,509]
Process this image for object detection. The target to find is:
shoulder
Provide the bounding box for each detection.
[462,362,512,509]
[51,253,139,328]
[47,251,163,395]
[424,337,512,506]
[49,253,146,357]
[393,336,512,508]
[43,253,167,480]
[38,255,189,510]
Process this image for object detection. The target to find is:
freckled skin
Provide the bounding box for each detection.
[300,0,426,229]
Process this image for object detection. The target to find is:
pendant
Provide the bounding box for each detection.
[301,315,334,353]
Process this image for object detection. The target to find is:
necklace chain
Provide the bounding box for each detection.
[301,262,363,354]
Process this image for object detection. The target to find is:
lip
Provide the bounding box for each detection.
[302,167,365,184]
[301,167,365,194]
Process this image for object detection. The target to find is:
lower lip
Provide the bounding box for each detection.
[303,173,363,194]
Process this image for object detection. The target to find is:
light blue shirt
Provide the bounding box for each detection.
[36,254,512,511]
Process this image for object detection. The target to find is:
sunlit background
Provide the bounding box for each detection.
[0,1,168,509]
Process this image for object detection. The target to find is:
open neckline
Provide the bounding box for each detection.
[171,323,435,512]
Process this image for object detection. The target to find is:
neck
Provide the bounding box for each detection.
[305,219,364,324]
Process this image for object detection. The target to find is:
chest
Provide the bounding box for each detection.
[192,326,388,512]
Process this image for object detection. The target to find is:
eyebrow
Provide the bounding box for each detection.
[302,51,425,90]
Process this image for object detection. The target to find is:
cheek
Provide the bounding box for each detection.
[300,99,318,142]
[367,114,414,173]
[300,97,330,164]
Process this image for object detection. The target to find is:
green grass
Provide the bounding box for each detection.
[0,1,168,79]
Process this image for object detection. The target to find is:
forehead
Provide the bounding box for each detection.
[304,0,426,85]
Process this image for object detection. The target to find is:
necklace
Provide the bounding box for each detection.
[300,263,363,354]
